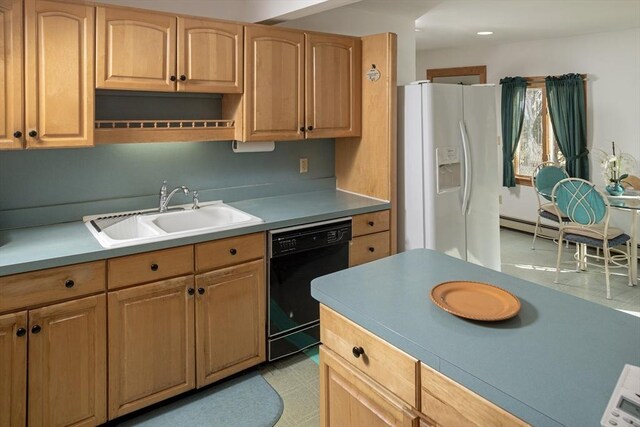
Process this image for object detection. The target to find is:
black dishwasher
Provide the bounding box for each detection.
[268,218,351,361]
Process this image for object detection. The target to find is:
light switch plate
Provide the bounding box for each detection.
[300,158,308,173]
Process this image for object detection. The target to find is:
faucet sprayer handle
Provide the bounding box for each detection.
[192,191,200,210]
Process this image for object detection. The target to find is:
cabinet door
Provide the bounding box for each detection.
[108,276,195,419]
[96,7,176,91]
[306,33,361,139]
[28,295,106,427]
[24,0,94,148]
[195,259,265,387]
[0,311,27,427]
[320,346,418,427]
[177,17,242,93]
[243,25,304,141]
[0,0,23,150]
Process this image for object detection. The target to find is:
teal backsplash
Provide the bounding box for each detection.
[0,139,336,229]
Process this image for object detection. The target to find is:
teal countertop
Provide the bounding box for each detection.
[311,249,640,427]
[0,190,389,276]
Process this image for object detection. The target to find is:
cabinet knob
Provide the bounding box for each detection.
[28,130,38,138]
[180,75,186,81]
[16,328,27,337]
[307,125,314,131]
[170,75,177,82]
[368,221,374,226]
[299,127,305,132]
[13,130,22,138]
[150,263,159,271]
[352,346,365,358]
[229,248,237,255]
[188,288,195,296]
[198,287,205,295]
[65,279,75,288]
[31,325,41,334]
[368,247,375,252]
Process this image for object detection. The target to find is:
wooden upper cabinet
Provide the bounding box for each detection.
[0,311,27,427]
[243,25,304,141]
[0,0,23,150]
[177,17,242,93]
[24,0,94,148]
[96,7,176,91]
[306,33,361,139]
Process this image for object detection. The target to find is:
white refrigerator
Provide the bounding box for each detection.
[398,82,501,271]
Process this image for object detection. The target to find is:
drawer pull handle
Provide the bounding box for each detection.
[368,221,374,226]
[188,288,195,296]
[198,287,205,295]
[16,328,27,337]
[65,279,75,288]
[150,263,159,271]
[368,247,375,252]
[352,346,365,358]
[229,248,237,255]
[31,325,41,334]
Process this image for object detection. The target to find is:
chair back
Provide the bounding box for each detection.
[532,162,569,203]
[552,178,608,226]
[622,174,640,190]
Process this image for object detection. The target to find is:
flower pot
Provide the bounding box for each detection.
[605,182,625,196]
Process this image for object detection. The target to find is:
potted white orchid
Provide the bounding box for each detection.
[593,142,636,196]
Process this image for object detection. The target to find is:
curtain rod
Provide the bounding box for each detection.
[524,74,588,84]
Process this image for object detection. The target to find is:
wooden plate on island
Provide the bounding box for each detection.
[430,281,521,321]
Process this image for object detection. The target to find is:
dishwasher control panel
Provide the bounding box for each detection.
[270,218,352,257]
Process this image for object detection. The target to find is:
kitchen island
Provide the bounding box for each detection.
[311,249,640,426]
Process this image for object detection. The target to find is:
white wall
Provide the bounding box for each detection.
[416,28,640,232]
[279,6,416,85]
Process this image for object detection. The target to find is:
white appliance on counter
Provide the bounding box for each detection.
[398,82,501,270]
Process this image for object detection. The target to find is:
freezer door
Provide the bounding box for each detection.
[423,84,466,260]
[462,85,501,270]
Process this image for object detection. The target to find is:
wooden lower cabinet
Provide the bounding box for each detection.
[195,259,265,387]
[0,311,27,427]
[320,346,418,427]
[28,295,106,427]
[108,276,195,419]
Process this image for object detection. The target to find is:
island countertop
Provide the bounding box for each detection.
[311,249,640,426]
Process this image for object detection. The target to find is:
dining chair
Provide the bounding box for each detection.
[531,162,570,249]
[552,178,632,299]
[621,174,640,190]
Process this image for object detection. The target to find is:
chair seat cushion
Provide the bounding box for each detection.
[539,204,570,222]
[563,224,630,247]
[563,232,630,247]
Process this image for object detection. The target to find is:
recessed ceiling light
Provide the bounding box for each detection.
[477,31,493,36]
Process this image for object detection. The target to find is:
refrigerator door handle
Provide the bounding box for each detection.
[459,120,472,215]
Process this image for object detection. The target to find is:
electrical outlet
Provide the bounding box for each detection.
[299,158,308,173]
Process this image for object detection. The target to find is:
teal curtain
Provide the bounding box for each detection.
[545,74,589,179]
[500,77,528,187]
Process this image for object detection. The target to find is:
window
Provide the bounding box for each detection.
[514,80,561,186]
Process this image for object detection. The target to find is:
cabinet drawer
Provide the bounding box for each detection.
[0,261,106,313]
[350,231,390,267]
[320,305,419,407]
[108,246,193,289]
[195,233,265,273]
[352,210,390,237]
[420,363,529,427]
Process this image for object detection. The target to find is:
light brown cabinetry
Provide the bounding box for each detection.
[108,276,195,419]
[194,232,266,386]
[350,210,391,266]
[1,0,94,150]
[96,7,242,93]
[0,0,22,150]
[0,311,27,427]
[241,26,360,141]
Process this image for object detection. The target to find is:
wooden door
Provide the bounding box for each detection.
[108,276,195,419]
[195,259,265,387]
[0,0,23,150]
[24,0,94,148]
[28,295,106,427]
[320,346,418,427]
[0,311,27,427]
[243,25,304,141]
[177,17,242,93]
[96,7,176,91]
[306,33,361,139]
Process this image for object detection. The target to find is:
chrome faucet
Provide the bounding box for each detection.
[158,181,190,213]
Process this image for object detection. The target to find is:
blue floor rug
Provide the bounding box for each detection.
[118,371,284,427]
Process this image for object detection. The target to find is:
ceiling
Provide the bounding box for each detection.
[346,0,640,51]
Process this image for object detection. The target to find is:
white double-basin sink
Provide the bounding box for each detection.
[84,201,263,249]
